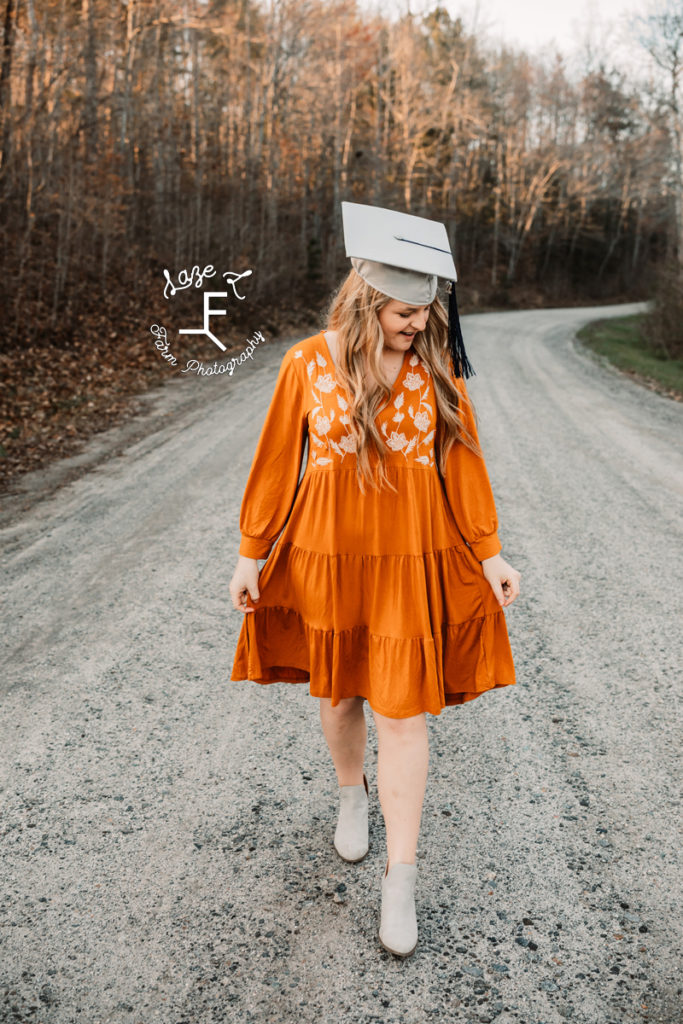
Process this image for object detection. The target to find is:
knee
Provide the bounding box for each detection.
[320,696,365,726]
[373,710,426,743]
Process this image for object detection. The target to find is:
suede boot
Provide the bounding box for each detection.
[379,860,418,957]
[333,773,369,862]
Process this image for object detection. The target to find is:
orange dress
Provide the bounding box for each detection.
[229,331,516,718]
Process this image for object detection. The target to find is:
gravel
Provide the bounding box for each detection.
[1,300,681,1024]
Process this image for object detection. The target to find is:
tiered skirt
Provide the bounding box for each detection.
[230,466,516,718]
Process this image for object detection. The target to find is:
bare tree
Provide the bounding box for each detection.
[0,0,15,171]
[0,0,670,361]
[634,0,683,269]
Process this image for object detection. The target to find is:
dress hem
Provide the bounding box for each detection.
[229,602,517,718]
[228,673,516,718]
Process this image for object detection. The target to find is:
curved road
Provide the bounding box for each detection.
[1,302,681,1024]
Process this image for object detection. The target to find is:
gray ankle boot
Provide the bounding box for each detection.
[333,773,369,862]
[379,860,418,957]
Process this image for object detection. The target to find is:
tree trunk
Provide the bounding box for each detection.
[0,0,15,172]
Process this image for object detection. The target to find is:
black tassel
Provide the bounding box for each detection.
[447,280,475,379]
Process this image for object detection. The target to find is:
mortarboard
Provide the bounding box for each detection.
[340,201,474,379]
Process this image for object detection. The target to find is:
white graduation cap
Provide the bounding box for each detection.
[340,201,474,378]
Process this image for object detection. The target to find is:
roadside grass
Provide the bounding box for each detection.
[575,313,683,401]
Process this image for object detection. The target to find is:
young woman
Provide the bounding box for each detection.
[229,252,520,959]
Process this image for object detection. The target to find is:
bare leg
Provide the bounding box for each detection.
[319,696,367,787]
[372,709,429,869]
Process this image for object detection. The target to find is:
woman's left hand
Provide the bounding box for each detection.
[480,553,521,607]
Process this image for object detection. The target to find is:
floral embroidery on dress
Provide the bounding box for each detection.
[380,353,436,468]
[293,348,357,467]
[293,346,436,468]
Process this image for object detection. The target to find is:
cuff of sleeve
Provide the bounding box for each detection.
[239,535,272,559]
[468,532,502,561]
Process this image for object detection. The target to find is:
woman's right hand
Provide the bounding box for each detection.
[229,555,261,613]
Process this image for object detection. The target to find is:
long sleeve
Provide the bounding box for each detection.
[238,350,309,560]
[440,374,502,562]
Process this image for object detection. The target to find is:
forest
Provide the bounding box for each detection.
[0,0,681,487]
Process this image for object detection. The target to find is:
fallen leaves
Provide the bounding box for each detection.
[1,290,320,492]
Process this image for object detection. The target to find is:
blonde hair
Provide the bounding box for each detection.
[321,267,483,495]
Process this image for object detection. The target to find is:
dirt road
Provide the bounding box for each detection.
[1,302,681,1024]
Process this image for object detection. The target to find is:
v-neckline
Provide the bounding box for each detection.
[319,331,411,394]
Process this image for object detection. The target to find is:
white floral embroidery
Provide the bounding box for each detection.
[315,373,336,393]
[385,431,408,451]
[404,371,424,391]
[338,434,357,453]
[306,345,356,466]
[302,342,436,469]
[410,352,430,375]
[381,352,436,467]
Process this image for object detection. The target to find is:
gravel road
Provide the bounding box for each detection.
[1,301,681,1024]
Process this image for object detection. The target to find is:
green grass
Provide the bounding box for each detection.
[576,314,683,398]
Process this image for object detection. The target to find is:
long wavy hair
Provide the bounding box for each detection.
[321,266,483,495]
